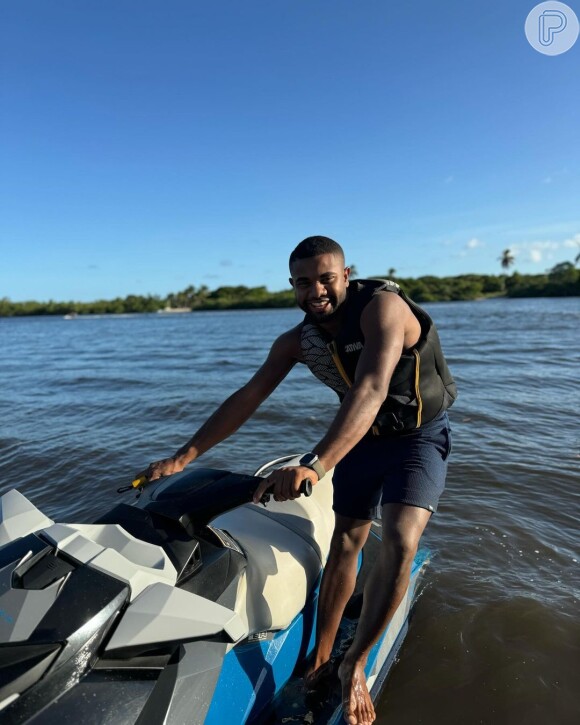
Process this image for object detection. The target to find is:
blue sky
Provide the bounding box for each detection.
[1,0,579,302]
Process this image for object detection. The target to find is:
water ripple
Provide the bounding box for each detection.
[1,299,578,723]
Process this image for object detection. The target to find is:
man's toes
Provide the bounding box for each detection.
[344,711,357,725]
[342,693,357,724]
[362,697,375,724]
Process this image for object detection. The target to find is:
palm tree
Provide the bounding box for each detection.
[348,264,358,277]
[387,267,397,279]
[499,249,515,270]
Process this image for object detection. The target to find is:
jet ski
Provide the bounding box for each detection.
[0,455,429,724]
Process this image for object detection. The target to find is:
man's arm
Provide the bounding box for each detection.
[137,327,301,481]
[253,293,414,502]
[313,292,411,470]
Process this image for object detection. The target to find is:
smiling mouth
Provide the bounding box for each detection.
[308,299,331,312]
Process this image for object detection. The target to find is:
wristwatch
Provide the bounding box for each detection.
[298,453,326,480]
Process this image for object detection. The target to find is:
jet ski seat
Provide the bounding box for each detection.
[211,470,335,634]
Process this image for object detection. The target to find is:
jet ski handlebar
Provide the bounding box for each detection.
[256,477,312,506]
[118,471,312,513]
[120,476,312,498]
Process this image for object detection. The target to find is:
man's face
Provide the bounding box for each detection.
[289,253,350,322]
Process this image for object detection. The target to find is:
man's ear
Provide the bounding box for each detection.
[289,277,295,288]
[344,267,351,285]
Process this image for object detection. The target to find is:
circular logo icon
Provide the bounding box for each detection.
[525,2,579,55]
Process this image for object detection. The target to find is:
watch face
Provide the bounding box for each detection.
[300,454,318,466]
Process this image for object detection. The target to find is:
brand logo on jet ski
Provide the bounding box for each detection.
[344,341,363,353]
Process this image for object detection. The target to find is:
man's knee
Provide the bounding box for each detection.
[329,515,371,558]
[381,527,419,567]
[381,505,431,567]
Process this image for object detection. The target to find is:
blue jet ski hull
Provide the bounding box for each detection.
[207,532,430,724]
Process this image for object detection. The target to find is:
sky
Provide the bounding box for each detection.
[1,0,579,302]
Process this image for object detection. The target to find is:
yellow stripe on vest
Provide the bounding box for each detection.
[327,340,353,388]
[413,349,423,428]
[328,341,382,436]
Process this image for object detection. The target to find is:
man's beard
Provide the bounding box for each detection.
[299,294,345,322]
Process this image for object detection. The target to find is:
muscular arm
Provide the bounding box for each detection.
[138,327,301,481]
[313,293,411,471]
[253,293,418,503]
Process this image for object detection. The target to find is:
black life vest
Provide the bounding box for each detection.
[300,279,457,435]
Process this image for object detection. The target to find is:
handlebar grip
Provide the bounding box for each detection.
[117,475,151,494]
[256,477,313,505]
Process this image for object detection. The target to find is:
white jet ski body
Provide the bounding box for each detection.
[0,456,428,723]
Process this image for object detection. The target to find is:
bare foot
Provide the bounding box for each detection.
[304,658,338,693]
[338,659,375,725]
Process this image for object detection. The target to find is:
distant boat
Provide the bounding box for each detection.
[156,307,192,314]
[63,312,78,320]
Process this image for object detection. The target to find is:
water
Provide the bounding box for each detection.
[1,297,578,724]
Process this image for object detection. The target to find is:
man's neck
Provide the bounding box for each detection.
[316,305,346,337]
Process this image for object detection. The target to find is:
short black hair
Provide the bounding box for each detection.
[289,236,345,269]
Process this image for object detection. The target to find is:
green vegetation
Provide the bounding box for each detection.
[0,286,296,317]
[167,285,296,310]
[0,295,164,317]
[392,262,579,302]
[0,263,577,317]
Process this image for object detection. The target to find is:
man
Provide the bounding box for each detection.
[137,236,456,725]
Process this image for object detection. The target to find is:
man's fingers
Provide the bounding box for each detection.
[276,471,292,501]
[146,465,161,481]
[253,478,272,503]
[254,467,309,504]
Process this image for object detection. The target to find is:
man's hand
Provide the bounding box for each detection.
[252,465,319,504]
[135,456,187,484]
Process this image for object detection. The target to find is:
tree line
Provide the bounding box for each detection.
[0,263,578,317]
[392,262,578,302]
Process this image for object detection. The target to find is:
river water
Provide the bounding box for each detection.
[0,297,578,724]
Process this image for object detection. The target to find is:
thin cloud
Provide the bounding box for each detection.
[563,233,580,248]
[457,237,485,258]
[510,238,576,265]
[542,169,569,184]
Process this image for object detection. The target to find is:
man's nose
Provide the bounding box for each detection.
[312,281,327,297]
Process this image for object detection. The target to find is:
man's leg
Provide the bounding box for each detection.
[338,503,431,725]
[305,513,372,687]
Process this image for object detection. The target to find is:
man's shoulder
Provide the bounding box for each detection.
[360,289,415,333]
[272,323,304,359]
[364,288,408,313]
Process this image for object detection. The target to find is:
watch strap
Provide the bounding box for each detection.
[299,454,326,480]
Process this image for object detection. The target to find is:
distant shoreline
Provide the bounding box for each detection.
[1,268,578,317]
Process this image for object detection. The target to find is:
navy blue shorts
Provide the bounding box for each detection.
[332,412,452,520]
